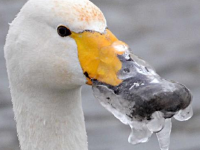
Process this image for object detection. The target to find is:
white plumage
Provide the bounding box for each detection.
[4,0,107,150]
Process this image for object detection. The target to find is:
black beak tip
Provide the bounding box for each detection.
[161,83,192,118]
[92,78,192,121]
[145,81,192,119]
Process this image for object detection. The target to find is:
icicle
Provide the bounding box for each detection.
[156,119,172,150]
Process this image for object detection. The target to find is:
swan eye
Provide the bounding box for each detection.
[57,26,71,37]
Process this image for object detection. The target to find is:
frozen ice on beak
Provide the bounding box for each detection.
[92,48,193,150]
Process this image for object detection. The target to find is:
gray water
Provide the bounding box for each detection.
[0,0,200,150]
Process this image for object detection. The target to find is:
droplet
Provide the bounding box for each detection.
[174,104,193,121]
[147,111,165,132]
[156,119,172,150]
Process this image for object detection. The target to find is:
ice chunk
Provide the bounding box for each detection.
[147,111,165,132]
[174,104,193,121]
[156,119,172,150]
[128,121,152,144]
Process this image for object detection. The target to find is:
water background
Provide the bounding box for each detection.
[0,0,200,150]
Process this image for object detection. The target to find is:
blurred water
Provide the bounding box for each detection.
[0,0,200,150]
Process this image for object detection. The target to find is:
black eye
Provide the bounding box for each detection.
[57,26,71,37]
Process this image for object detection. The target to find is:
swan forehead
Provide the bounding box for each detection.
[52,0,107,33]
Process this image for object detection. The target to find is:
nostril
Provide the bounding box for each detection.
[123,68,130,73]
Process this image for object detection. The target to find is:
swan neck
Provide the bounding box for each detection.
[11,87,88,150]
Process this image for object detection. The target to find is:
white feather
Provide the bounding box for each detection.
[4,0,107,150]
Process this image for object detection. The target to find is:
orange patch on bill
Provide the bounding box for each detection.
[71,29,127,86]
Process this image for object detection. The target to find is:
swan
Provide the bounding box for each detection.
[4,0,123,149]
[4,0,192,150]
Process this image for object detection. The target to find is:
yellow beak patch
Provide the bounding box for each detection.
[71,29,127,86]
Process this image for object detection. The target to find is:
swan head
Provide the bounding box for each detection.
[5,0,123,90]
[5,0,192,119]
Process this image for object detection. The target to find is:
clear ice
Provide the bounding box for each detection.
[156,119,172,150]
[147,111,165,133]
[174,104,193,121]
[129,122,152,144]
[91,46,193,150]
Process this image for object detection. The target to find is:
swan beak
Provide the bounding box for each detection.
[71,29,127,86]
[71,29,193,122]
